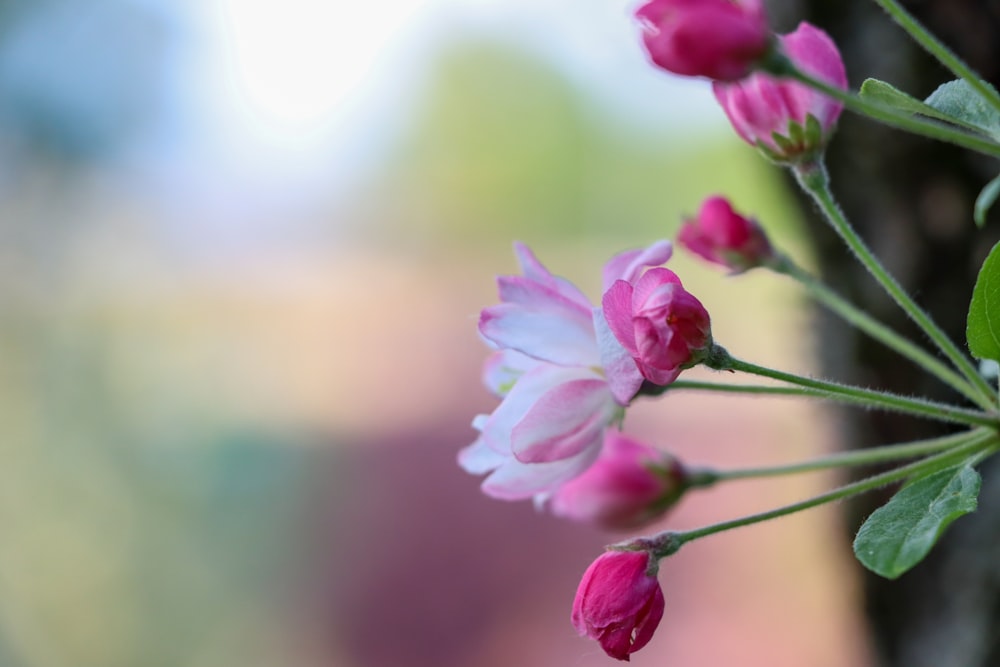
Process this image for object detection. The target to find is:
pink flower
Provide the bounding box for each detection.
[542,430,687,530]
[572,550,665,661]
[677,195,775,273]
[636,0,772,81]
[712,22,847,161]
[459,242,673,500]
[602,267,712,386]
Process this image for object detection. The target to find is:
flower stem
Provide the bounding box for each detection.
[651,433,998,557]
[792,161,997,406]
[782,67,1000,158]
[688,429,986,485]
[665,380,822,398]
[871,0,1000,118]
[772,256,993,410]
[706,348,998,428]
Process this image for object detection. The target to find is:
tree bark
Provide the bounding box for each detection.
[769,2,1000,665]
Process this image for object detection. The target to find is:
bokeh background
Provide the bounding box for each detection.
[0,1,873,665]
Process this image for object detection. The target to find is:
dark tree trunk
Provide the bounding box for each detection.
[768,2,1000,666]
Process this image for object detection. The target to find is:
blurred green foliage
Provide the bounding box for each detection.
[0,307,313,667]
[374,39,801,253]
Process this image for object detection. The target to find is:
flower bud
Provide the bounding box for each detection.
[602,268,712,386]
[544,431,687,530]
[636,0,772,81]
[712,22,847,162]
[572,550,665,661]
[678,196,775,273]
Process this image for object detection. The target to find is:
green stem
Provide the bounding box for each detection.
[793,161,997,406]
[665,380,822,398]
[773,257,993,409]
[689,430,985,485]
[871,0,1000,117]
[711,350,998,428]
[647,433,998,557]
[785,67,1000,158]
[666,379,995,419]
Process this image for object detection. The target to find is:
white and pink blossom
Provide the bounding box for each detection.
[459,242,671,500]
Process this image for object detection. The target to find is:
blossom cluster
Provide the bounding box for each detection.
[458,240,708,508]
[461,0,851,661]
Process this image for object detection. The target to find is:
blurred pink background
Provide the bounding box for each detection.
[0,1,872,666]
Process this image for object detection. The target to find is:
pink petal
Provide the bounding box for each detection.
[480,442,601,500]
[496,275,593,319]
[511,378,616,463]
[630,586,666,653]
[593,308,644,405]
[482,349,538,397]
[480,301,599,367]
[601,280,639,355]
[480,364,600,455]
[631,267,683,309]
[602,240,673,290]
[513,242,592,308]
[457,429,508,475]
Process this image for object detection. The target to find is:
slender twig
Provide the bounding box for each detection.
[689,430,986,484]
[699,349,999,428]
[642,434,998,558]
[792,161,997,406]
[772,257,993,409]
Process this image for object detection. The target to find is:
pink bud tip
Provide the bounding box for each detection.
[572,550,665,661]
[636,0,772,81]
[678,196,774,272]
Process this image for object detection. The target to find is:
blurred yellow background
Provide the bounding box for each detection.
[0,1,871,666]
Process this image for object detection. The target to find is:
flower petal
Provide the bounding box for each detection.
[482,349,538,397]
[480,442,601,500]
[630,587,666,654]
[511,378,616,463]
[480,364,601,454]
[457,429,508,475]
[631,267,683,308]
[594,307,644,405]
[602,240,673,290]
[601,280,638,355]
[480,299,599,367]
[513,242,592,308]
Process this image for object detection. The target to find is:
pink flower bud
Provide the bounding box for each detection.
[602,268,712,386]
[678,195,774,273]
[544,431,687,530]
[636,0,772,81]
[712,22,847,161]
[572,550,665,661]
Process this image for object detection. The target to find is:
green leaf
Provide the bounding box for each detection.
[967,240,1000,361]
[854,464,981,579]
[925,79,1000,140]
[803,114,822,148]
[974,174,1000,228]
[859,78,974,127]
[770,131,796,153]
